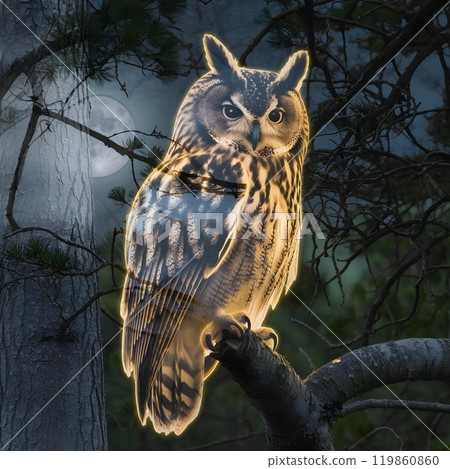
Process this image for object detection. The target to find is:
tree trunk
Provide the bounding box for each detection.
[0,0,107,450]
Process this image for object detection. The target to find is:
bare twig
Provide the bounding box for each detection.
[101,307,122,329]
[342,399,450,417]
[58,286,122,339]
[184,432,262,450]
[312,0,450,134]
[361,231,450,346]
[349,426,403,450]
[238,8,303,66]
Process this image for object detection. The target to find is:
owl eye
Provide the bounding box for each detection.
[222,104,242,120]
[268,109,284,124]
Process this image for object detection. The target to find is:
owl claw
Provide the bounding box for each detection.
[239,315,251,332]
[229,322,244,337]
[254,327,278,350]
[205,333,218,352]
[265,332,278,350]
[203,315,252,353]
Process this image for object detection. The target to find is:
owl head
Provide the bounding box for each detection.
[175,34,309,158]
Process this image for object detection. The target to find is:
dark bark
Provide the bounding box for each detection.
[212,329,450,450]
[306,338,450,408]
[211,329,334,450]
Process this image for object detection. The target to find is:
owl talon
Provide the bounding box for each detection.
[229,322,244,338]
[239,314,251,332]
[265,332,278,350]
[205,333,218,352]
[254,327,278,350]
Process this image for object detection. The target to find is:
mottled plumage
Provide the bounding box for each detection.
[120,35,309,435]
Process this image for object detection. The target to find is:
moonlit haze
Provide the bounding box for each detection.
[90,96,134,177]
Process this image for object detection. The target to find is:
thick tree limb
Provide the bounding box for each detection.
[212,331,450,450]
[306,338,450,410]
[211,329,334,450]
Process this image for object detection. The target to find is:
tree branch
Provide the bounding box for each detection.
[211,328,334,450]
[212,329,450,450]
[238,8,303,66]
[5,226,107,264]
[361,230,450,345]
[184,432,262,451]
[362,33,450,127]
[6,105,40,231]
[101,307,123,329]
[0,33,73,101]
[311,0,449,134]
[342,399,450,417]
[37,106,157,165]
[58,286,122,339]
[305,338,450,409]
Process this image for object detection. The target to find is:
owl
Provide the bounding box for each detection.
[120,34,309,435]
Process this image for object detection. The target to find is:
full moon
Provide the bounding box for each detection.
[90,96,134,177]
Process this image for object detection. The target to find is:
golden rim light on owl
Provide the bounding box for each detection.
[120,34,310,436]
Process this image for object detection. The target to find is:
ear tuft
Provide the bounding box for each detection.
[276,50,309,92]
[203,34,240,75]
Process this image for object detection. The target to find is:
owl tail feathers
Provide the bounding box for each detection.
[136,321,206,436]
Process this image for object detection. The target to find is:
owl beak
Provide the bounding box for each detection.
[251,123,260,151]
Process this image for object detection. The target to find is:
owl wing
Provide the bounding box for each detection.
[120,157,247,422]
[285,217,301,292]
